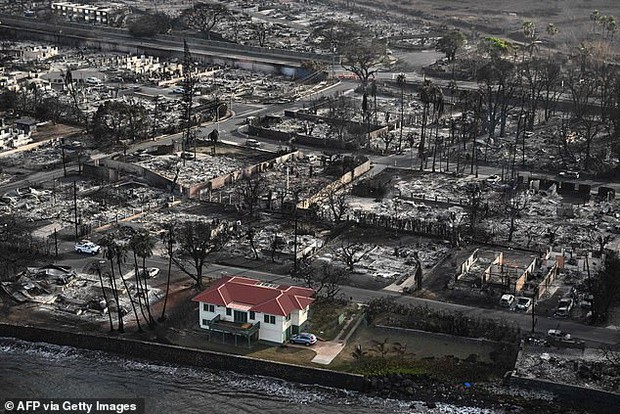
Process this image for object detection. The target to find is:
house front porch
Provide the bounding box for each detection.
[204,314,261,348]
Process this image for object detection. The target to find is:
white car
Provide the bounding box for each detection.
[137,267,160,279]
[554,298,574,318]
[499,294,515,308]
[547,329,571,341]
[74,240,101,255]
[245,139,261,148]
[516,297,532,311]
[559,170,580,179]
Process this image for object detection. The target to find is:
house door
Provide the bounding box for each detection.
[234,310,248,323]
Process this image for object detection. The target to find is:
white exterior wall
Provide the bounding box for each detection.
[198,303,220,328]
[258,313,285,343]
[291,306,309,327]
[197,302,309,344]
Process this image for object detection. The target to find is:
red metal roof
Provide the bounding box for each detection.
[192,276,314,317]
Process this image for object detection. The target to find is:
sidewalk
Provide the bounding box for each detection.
[310,309,365,365]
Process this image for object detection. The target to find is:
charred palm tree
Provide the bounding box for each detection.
[128,230,150,326]
[115,239,143,333]
[90,260,114,332]
[133,229,156,327]
[100,234,124,333]
[159,224,176,322]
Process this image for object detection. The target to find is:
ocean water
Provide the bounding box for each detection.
[0,338,503,414]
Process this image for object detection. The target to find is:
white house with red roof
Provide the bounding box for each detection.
[192,276,314,345]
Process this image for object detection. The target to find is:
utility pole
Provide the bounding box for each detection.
[61,139,67,177]
[293,191,300,272]
[73,180,78,242]
[531,298,537,334]
[54,228,58,258]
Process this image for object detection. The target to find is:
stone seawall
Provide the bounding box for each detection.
[510,375,620,414]
[0,323,365,392]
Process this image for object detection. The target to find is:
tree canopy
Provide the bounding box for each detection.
[435,30,466,62]
[91,100,151,145]
[180,2,230,40]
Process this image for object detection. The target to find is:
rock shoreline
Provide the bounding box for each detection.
[0,322,605,414]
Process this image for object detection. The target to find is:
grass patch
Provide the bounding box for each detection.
[329,324,513,382]
[249,344,318,366]
[309,299,360,341]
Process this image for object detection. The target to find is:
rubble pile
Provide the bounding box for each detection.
[0,265,160,322]
[226,222,324,260]
[515,347,620,394]
[479,189,620,250]
[215,0,430,53]
[133,209,230,234]
[1,179,168,231]
[316,237,450,280]
[211,156,335,206]
[136,153,246,186]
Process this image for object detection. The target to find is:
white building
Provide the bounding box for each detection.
[51,2,112,24]
[193,276,314,345]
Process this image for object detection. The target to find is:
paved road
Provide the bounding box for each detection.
[4,69,619,348]
[50,243,620,347]
[197,261,620,346]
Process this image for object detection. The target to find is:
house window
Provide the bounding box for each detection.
[263,315,276,324]
[203,304,215,312]
[226,308,232,316]
[202,319,208,326]
[249,311,255,320]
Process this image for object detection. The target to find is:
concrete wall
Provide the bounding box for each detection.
[537,263,558,300]
[283,110,387,139]
[298,159,372,209]
[193,151,304,199]
[458,249,479,278]
[97,158,181,194]
[247,124,359,150]
[82,163,120,182]
[0,323,365,391]
[510,375,620,414]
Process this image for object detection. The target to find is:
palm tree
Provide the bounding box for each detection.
[590,10,601,34]
[430,87,445,172]
[159,224,176,322]
[545,23,558,58]
[418,79,433,168]
[90,261,114,332]
[115,239,143,333]
[132,229,156,327]
[127,228,150,327]
[521,21,538,59]
[100,234,124,333]
[418,79,442,170]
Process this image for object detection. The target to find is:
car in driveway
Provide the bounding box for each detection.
[137,267,160,279]
[499,294,515,308]
[516,297,532,311]
[289,332,317,346]
[547,329,571,341]
[74,240,101,255]
[485,174,501,183]
[554,298,574,318]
